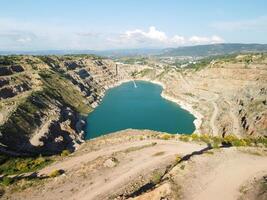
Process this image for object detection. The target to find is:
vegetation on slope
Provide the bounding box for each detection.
[162,43,267,57]
[39,70,92,114]
[0,154,52,176]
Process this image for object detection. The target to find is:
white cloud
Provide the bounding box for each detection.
[171,35,186,45]
[0,18,224,50]
[121,26,168,43]
[119,26,223,47]
[189,35,223,44]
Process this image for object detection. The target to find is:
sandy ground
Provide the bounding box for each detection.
[170,148,267,200]
[2,130,267,200]
[132,148,267,200]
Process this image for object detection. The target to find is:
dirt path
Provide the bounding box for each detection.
[5,134,205,200]
[74,140,204,200]
[3,131,267,200]
[177,148,267,200]
[134,148,267,200]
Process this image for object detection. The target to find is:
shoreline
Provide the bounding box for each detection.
[88,78,203,135]
[134,78,203,134]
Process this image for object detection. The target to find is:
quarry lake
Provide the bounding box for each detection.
[86,81,196,139]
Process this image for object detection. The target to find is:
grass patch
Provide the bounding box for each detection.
[123,142,157,154]
[160,134,174,140]
[0,177,13,186]
[0,155,52,175]
[179,134,191,142]
[175,155,182,163]
[48,169,63,178]
[60,150,71,157]
[179,133,267,148]
[150,170,163,185]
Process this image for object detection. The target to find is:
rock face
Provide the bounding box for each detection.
[0,55,120,155]
[118,53,267,137]
[0,53,266,155]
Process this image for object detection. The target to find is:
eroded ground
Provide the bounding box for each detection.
[2,130,266,200]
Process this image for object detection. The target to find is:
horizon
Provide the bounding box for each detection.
[1,43,267,53]
[1,0,267,51]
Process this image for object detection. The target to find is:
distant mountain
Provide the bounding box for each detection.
[0,48,162,57]
[161,43,267,57]
[1,43,267,57]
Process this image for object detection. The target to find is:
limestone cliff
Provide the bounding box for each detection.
[0,55,119,155]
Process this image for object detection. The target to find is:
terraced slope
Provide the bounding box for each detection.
[119,53,267,137]
[0,53,266,156]
[0,55,119,155]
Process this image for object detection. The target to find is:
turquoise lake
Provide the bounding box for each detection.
[86,81,196,139]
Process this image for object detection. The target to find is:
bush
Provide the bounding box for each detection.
[61,150,71,157]
[161,134,172,140]
[212,142,220,149]
[179,135,190,142]
[1,177,13,186]
[191,134,199,141]
[223,134,246,146]
[33,156,46,166]
[48,169,62,178]
[175,155,182,163]
[150,171,162,185]
[232,139,247,147]
[0,156,52,175]
[199,134,211,143]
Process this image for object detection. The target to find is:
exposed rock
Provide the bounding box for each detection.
[0,66,13,76]
[104,157,119,168]
[0,77,10,87]
[10,64,24,72]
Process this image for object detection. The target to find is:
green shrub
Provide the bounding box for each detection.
[175,155,182,163]
[191,133,199,141]
[199,134,211,143]
[179,135,190,142]
[48,169,62,178]
[150,171,162,185]
[1,177,13,186]
[61,150,71,157]
[161,134,172,140]
[0,156,52,175]
[223,134,247,146]
[212,142,220,149]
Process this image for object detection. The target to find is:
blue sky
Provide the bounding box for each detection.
[0,0,267,50]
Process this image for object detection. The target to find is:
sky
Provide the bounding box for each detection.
[0,0,267,51]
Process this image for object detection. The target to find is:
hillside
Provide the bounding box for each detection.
[1,130,266,200]
[161,43,267,57]
[0,52,266,199]
[0,55,120,155]
[2,44,267,58]
[121,53,267,137]
[1,53,267,157]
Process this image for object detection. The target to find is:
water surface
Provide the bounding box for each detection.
[86,81,195,139]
